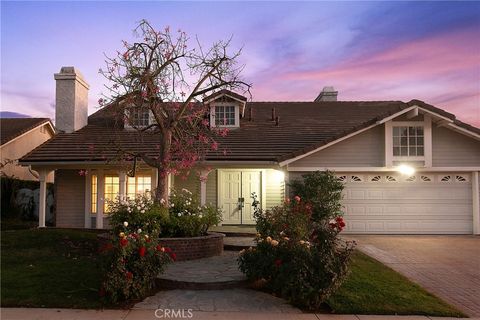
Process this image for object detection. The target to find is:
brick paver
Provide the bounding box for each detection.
[344,235,480,317]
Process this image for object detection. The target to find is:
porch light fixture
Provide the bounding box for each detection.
[397,164,415,176]
[273,170,285,183]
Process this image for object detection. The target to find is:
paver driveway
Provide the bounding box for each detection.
[344,235,480,317]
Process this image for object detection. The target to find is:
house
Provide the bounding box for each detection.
[19,67,480,234]
[1,117,55,181]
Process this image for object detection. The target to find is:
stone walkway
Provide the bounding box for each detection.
[134,289,301,313]
[346,235,480,317]
[158,251,246,287]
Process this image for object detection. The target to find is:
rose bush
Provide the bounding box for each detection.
[238,171,356,310]
[160,188,222,237]
[101,195,173,303]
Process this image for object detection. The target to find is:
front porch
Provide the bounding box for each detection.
[32,165,287,229]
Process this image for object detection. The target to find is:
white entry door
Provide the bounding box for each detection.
[219,170,263,225]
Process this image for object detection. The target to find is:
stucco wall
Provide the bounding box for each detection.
[0,123,54,181]
[55,169,85,228]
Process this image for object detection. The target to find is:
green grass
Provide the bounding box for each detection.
[0,229,467,315]
[1,228,103,309]
[327,251,465,317]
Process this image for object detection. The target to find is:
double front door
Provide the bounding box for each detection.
[218,170,263,225]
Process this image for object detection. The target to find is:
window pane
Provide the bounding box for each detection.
[401,147,408,156]
[91,175,97,214]
[393,127,400,136]
[401,137,407,146]
[393,137,400,146]
[409,137,416,145]
[400,127,408,137]
[416,127,424,135]
[417,137,424,146]
[417,147,424,156]
[393,147,400,156]
[409,127,416,135]
[409,147,417,156]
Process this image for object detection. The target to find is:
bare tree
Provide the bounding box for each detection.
[99,20,250,203]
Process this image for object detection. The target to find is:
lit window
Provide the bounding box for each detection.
[91,175,97,214]
[127,175,152,199]
[215,106,235,126]
[393,126,424,156]
[127,107,150,127]
[104,176,120,212]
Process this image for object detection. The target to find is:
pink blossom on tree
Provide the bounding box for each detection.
[99,20,250,204]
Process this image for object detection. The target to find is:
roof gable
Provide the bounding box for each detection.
[1,118,53,146]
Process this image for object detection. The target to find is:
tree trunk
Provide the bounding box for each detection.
[155,168,169,204]
[153,130,172,205]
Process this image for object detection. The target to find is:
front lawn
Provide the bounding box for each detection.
[327,251,465,317]
[0,229,466,316]
[1,228,103,308]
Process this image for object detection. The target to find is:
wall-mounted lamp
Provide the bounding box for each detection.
[397,164,415,176]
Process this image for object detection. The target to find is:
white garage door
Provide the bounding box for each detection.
[339,173,473,234]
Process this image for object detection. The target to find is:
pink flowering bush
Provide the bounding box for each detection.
[238,171,355,310]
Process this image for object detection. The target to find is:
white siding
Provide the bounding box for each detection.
[206,170,217,206]
[432,126,480,167]
[290,125,385,167]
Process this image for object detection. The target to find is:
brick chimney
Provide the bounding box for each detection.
[314,86,338,102]
[54,67,89,133]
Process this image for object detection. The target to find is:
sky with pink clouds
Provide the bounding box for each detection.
[1,1,479,126]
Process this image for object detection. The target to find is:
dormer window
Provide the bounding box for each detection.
[215,105,236,126]
[204,89,247,129]
[126,107,151,128]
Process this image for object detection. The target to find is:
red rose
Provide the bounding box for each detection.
[139,246,146,257]
[274,259,282,267]
[156,244,163,251]
[294,195,301,202]
[120,238,128,247]
[169,253,177,261]
[339,221,346,228]
[126,271,133,280]
[164,247,172,253]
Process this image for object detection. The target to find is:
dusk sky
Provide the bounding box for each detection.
[1,1,479,126]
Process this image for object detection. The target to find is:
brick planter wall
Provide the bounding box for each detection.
[158,232,225,261]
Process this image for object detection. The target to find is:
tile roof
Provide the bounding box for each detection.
[1,118,51,146]
[19,99,479,164]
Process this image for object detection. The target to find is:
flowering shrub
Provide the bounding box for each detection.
[238,171,355,310]
[160,188,222,237]
[108,195,167,238]
[101,195,174,303]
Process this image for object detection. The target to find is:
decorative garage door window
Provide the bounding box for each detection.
[335,174,469,183]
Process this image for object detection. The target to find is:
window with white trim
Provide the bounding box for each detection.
[214,105,236,126]
[104,176,120,213]
[393,126,424,156]
[126,107,151,127]
[127,175,152,199]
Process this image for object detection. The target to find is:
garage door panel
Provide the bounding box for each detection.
[347,219,472,234]
[340,172,473,234]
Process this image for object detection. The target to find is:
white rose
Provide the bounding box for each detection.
[137,228,142,234]
[123,221,129,227]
